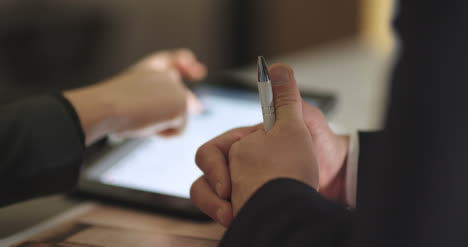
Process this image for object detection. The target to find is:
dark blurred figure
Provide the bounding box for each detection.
[0,1,114,104]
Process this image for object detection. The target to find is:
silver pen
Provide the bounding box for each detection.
[257,56,276,131]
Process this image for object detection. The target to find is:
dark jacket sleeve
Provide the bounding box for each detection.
[220,1,468,246]
[356,0,468,246]
[220,179,351,247]
[355,131,384,209]
[0,94,85,207]
[351,1,468,246]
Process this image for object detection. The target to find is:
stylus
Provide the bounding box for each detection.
[257,56,276,131]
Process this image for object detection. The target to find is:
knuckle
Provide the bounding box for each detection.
[195,146,221,179]
[195,144,210,166]
[227,127,248,139]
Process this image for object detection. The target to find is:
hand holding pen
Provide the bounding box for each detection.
[191,64,322,225]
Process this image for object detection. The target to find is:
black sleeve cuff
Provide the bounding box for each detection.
[220,178,351,247]
[51,93,86,148]
[0,95,86,206]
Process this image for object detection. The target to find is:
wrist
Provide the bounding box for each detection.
[64,83,119,145]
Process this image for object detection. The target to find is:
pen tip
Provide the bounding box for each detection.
[257,56,270,82]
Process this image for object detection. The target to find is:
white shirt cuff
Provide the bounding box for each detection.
[344,131,360,208]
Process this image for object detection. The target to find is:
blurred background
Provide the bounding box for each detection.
[0,0,395,129]
[0,0,397,237]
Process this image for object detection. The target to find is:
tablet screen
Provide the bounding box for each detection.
[96,86,263,199]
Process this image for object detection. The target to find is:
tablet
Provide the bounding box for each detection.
[77,83,335,218]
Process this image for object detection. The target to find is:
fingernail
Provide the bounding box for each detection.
[270,66,290,84]
[217,208,225,225]
[216,182,223,197]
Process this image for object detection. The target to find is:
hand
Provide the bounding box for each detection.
[64,49,207,145]
[195,63,319,218]
[190,64,349,227]
[301,103,349,203]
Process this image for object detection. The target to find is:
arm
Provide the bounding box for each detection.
[0,49,207,207]
[195,1,468,246]
[354,131,384,209]
[191,64,354,247]
[358,0,468,245]
[0,94,84,207]
[220,179,351,247]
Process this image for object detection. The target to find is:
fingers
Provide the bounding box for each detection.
[268,64,303,124]
[137,51,174,71]
[137,49,207,81]
[190,176,233,227]
[195,143,231,200]
[195,125,260,200]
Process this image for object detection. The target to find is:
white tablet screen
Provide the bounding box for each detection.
[97,86,263,199]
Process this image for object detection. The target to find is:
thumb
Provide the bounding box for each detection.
[269,63,303,124]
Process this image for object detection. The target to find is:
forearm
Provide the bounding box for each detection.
[64,82,119,145]
[0,94,85,206]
